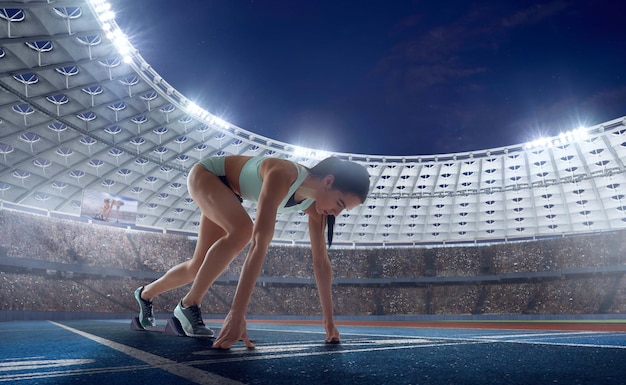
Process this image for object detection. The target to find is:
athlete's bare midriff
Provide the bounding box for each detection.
[223,155,252,196]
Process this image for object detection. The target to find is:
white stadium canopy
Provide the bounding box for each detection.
[0,1,625,247]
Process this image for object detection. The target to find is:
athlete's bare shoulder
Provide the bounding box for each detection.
[259,157,298,181]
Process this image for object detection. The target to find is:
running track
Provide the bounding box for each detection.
[1,319,626,384]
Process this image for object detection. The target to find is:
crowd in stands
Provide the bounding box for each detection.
[1,209,625,317]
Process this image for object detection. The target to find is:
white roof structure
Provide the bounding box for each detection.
[1,1,625,247]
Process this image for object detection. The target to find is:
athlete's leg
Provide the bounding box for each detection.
[181,163,252,306]
[136,163,251,335]
[134,215,225,328]
[140,214,225,300]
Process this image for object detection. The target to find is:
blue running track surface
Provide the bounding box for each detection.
[1,319,626,384]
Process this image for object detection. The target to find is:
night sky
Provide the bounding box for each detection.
[114,0,626,156]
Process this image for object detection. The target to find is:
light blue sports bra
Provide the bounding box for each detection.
[238,156,314,214]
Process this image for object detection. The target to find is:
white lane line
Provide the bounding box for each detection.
[0,363,151,382]
[248,326,626,350]
[0,357,45,362]
[192,338,437,356]
[0,359,95,371]
[49,321,244,385]
[185,340,491,365]
[246,326,439,339]
[473,331,600,339]
[462,330,626,348]
[478,338,626,350]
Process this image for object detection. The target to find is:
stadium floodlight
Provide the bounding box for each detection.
[98,10,115,22]
[211,116,230,130]
[89,0,116,30]
[311,150,331,160]
[112,35,131,55]
[89,0,110,7]
[187,102,203,115]
[186,102,211,121]
[94,2,111,13]
[292,146,331,160]
[572,126,589,140]
[293,146,310,158]
[524,125,591,150]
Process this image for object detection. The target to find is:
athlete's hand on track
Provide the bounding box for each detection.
[213,311,255,349]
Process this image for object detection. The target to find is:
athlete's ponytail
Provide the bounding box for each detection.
[327,215,335,247]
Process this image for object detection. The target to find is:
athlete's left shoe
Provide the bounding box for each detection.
[134,286,156,328]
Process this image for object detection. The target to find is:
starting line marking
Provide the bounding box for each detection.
[186,337,490,365]
[48,321,244,385]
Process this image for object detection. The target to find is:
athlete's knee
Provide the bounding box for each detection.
[187,260,202,277]
[240,220,253,244]
[176,259,200,282]
[227,221,252,250]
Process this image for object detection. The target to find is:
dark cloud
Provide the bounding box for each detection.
[501,1,569,28]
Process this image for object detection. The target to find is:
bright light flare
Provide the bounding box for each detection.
[292,146,331,160]
[187,101,232,129]
[98,10,115,22]
[211,116,230,129]
[186,102,212,121]
[525,126,589,150]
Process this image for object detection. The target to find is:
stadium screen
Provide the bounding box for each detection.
[80,189,138,226]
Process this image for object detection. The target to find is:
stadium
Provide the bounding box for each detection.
[1,1,625,384]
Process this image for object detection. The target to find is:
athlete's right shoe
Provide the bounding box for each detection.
[173,301,215,338]
[134,286,155,328]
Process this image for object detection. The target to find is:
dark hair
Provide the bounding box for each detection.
[309,157,370,247]
[309,157,370,201]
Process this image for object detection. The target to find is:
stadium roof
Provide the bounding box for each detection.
[1,0,625,247]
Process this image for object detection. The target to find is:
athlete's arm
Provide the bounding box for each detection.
[306,206,340,343]
[232,160,293,313]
